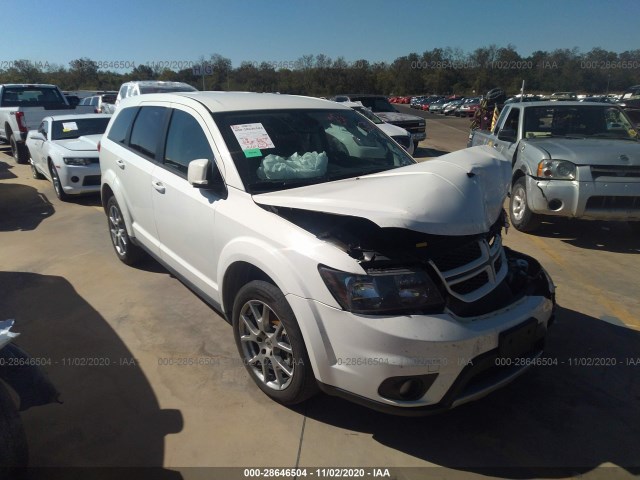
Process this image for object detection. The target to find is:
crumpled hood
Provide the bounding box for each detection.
[527,138,640,166]
[253,146,511,236]
[56,134,102,152]
[376,111,424,124]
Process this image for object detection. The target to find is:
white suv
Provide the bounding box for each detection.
[100,92,555,414]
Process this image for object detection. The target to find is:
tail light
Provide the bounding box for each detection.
[15,111,28,133]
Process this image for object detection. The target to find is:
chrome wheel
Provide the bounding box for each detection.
[509,177,541,232]
[238,299,294,390]
[49,162,68,201]
[108,203,128,257]
[105,196,144,265]
[511,183,527,222]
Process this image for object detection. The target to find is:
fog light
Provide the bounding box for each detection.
[548,199,562,211]
[378,374,438,401]
[71,176,80,183]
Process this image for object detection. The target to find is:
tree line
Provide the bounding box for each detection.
[1,45,639,97]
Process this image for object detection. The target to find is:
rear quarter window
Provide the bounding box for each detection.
[107,107,139,144]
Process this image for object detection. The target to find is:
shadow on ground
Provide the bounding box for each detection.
[524,218,640,254]
[0,271,184,479]
[0,158,17,180]
[302,305,640,478]
[0,183,54,231]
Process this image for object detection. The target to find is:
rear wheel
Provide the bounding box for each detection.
[106,196,144,265]
[510,177,541,232]
[232,280,317,405]
[9,135,28,164]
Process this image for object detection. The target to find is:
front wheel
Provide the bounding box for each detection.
[232,280,317,405]
[510,177,541,232]
[106,196,144,265]
[49,161,69,201]
[29,153,44,179]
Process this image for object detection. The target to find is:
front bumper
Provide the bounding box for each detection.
[526,175,640,220]
[288,259,555,414]
[57,163,101,194]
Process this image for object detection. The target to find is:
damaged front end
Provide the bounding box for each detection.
[270,206,555,319]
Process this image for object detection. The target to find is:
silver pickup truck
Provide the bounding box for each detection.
[0,84,93,163]
[468,101,640,232]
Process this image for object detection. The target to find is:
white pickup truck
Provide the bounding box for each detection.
[0,84,93,163]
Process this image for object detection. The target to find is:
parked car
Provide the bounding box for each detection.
[332,94,426,148]
[549,92,577,101]
[342,101,415,155]
[427,98,447,113]
[443,99,464,116]
[79,93,117,113]
[26,114,111,200]
[468,101,640,232]
[457,98,481,117]
[100,91,555,414]
[115,81,198,106]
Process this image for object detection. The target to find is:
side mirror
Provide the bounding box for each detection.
[497,128,517,142]
[187,158,210,187]
[29,132,46,141]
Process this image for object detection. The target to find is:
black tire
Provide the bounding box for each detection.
[106,195,145,265]
[29,153,44,179]
[413,140,420,150]
[0,381,29,470]
[9,134,28,164]
[48,161,69,201]
[509,177,541,232]
[232,280,318,405]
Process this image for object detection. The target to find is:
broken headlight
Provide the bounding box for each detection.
[318,265,444,314]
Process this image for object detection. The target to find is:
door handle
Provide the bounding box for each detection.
[116,159,125,169]
[152,180,165,194]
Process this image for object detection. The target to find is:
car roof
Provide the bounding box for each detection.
[43,113,113,122]
[121,80,196,88]
[122,91,347,112]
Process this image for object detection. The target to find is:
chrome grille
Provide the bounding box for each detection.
[429,234,508,303]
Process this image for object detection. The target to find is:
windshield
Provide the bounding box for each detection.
[213,109,415,194]
[52,117,111,140]
[352,107,383,124]
[352,97,397,113]
[523,105,638,140]
[1,86,67,107]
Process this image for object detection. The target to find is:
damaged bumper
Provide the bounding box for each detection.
[289,251,555,415]
[526,175,640,220]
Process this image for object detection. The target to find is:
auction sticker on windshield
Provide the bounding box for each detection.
[230,123,275,152]
[62,122,78,132]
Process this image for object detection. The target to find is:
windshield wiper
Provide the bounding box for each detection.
[250,178,324,193]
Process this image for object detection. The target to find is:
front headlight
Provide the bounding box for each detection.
[537,159,576,180]
[318,265,444,314]
[63,157,94,166]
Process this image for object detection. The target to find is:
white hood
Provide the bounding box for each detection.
[56,134,102,151]
[253,146,511,236]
